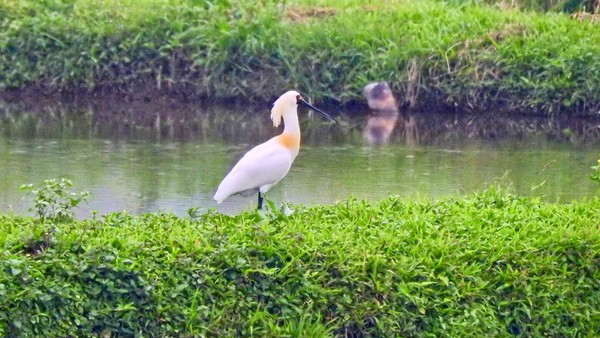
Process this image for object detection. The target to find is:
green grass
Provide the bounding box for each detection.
[2,0,600,115]
[1,187,599,336]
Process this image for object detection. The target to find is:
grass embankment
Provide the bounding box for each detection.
[1,188,599,336]
[2,0,600,115]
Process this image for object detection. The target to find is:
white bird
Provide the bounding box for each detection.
[213,90,336,209]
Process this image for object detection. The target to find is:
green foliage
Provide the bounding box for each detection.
[2,0,600,115]
[1,187,599,336]
[590,159,600,185]
[20,178,89,223]
[16,178,89,256]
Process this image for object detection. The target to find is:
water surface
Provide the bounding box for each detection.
[1,137,596,217]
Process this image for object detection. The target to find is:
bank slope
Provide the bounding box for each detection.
[2,1,600,115]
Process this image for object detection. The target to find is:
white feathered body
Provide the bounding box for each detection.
[213,134,299,202]
[213,90,302,204]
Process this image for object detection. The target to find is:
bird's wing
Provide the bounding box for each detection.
[213,141,293,202]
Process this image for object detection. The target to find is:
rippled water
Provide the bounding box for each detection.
[1,136,596,218]
[2,93,598,217]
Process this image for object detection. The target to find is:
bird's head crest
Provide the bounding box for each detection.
[270,91,300,127]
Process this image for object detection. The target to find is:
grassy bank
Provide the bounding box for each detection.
[2,0,600,115]
[1,186,599,336]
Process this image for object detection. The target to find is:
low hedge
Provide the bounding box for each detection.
[1,188,598,336]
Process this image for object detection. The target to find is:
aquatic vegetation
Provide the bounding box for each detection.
[2,1,600,115]
[0,186,598,336]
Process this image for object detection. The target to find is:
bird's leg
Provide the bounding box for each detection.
[257,192,264,210]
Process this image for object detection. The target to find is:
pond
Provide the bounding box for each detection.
[0,96,598,217]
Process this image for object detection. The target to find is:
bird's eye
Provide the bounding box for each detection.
[296,95,302,103]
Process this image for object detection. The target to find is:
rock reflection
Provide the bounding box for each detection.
[362,81,400,146]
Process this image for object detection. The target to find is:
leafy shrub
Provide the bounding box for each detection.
[1,188,598,336]
[20,178,89,223]
[17,178,88,255]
